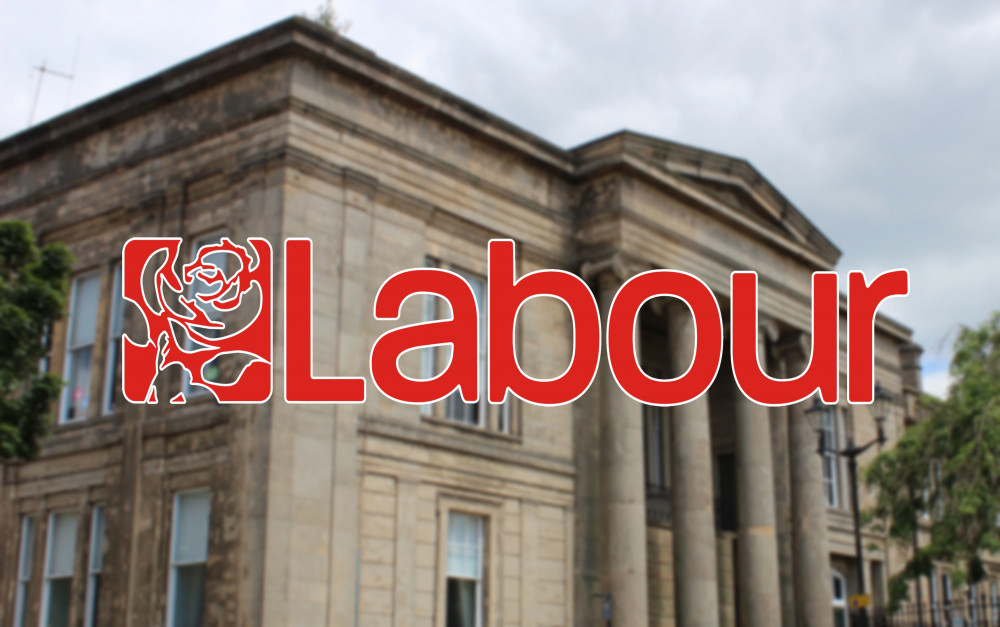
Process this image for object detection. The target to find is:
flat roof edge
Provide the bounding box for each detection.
[0,17,572,172]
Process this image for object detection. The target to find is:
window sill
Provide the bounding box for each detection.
[51,411,120,434]
[38,412,126,458]
[419,414,521,444]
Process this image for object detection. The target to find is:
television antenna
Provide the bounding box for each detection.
[28,40,79,126]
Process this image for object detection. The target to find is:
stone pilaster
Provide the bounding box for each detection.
[734,325,782,626]
[668,300,720,627]
[785,336,834,627]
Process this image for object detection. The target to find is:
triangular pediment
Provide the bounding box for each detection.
[683,177,786,237]
[572,131,841,268]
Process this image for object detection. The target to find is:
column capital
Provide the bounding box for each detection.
[580,252,649,287]
[770,330,811,365]
[723,315,780,344]
[759,317,781,343]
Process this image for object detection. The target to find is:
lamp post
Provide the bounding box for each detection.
[807,383,893,627]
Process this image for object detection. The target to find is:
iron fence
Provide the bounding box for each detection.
[871,595,1000,626]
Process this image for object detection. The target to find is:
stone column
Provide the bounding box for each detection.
[596,271,649,626]
[668,301,720,627]
[734,328,782,625]
[786,337,834,627]
[768,356,798,627]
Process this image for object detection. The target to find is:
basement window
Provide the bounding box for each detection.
[42,511,80,627]
[85,505,106,627]
[832,569,847,627]
[446,512,485,627]
[167,490,211,627]
[13,516,35,627]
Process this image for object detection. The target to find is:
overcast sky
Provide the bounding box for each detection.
[3,0,999,397]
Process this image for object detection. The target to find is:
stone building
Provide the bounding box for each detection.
[0,18,929,627]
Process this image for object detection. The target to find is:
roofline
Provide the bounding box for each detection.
[573,130,842,266]
[875,312,913,342]
[0,17,573,172]
[573,129,745,162]
[835,292,913,342]
[0,17,851,279]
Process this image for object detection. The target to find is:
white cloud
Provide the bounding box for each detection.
[4,0,998,399]
[922,367,953,399]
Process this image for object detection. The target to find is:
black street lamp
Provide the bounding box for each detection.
[808,383,893,627]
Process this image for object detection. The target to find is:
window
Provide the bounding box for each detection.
[921,461,945,522]
[933,462,944,521]
[971,584,980,625]
[421,264,510,434]
[444,273,486,427]
[821,407,839,508]
[446,512,484,627]
[714,453,737,532]
[421,287,438,418]
[103,265,124,414]
[167,490,211,627]
[643,405,669,491]
[921,479,931,521]
[85,505,106,627]
[832,569,847,627]
[990,580,997,627]
[937,572,953,627]
[42,511,79,627]
[930,570,941,624]
[63,273,101,421]
[183,235,227,397]
[13,516,35,627]
[871,560,886,611]
[40,323,53,375]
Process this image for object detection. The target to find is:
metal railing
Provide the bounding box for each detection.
[872,595,1000,627]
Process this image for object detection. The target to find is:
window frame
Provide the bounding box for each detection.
[445,512,484,627]
[84,505,106,627]
[990,580,998,627]
[102,263,124,415]
[166,489,212,627]
[41,510,80,627]
[419,260,513,436]
[821,407,841,509]
[13,516,36,627]
[971,582,980,624]
[921,460,944,521]
[930,569,940,623]
[933,461,944,521]
[61,271,103,423]
[181,233,228,399]
[434,497,499,627]
[643,405,670,492]
[831,568,848,627]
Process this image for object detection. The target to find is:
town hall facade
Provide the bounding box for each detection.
[0,18,934,627]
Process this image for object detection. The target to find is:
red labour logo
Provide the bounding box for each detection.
[118,237,907,408]
[121,237,273,404]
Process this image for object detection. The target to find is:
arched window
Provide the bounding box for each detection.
[832,569,848,627]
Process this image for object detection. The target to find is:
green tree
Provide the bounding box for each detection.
[865,311,1000,608]
[0,220,73,460]
[306,0,350,35]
